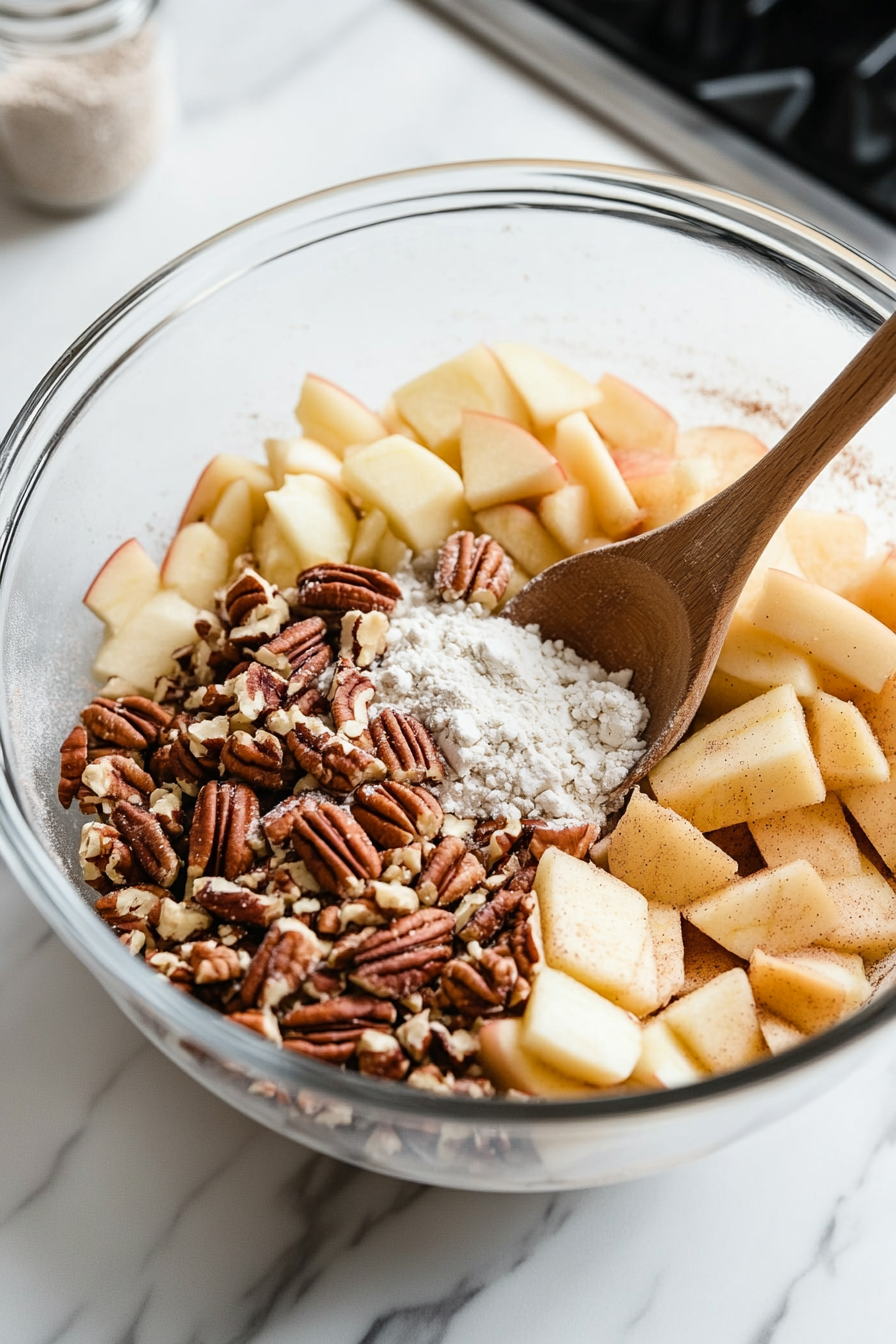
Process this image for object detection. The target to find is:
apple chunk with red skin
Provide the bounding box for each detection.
[473,504,564,576]
[93,589,201,693]
[460,410,564,512]
[179,454,273,529]
[83,537,160,633]
[294,374,385,456]
[588,373,677,454]
[161,521,230,610]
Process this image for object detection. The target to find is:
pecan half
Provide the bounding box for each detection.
[190,940,245,985]
[437,531,512,610]
[78,820,136,890]
[259,792,318,848]
[239,916,322,1009]
[296,563,401,616]
[286,720,385,793]
[81,696,172,749]
[95,885,162,936]
[328,658,375,747]
[356,1029,409,1080]
[192,875,285,926]
[81,754,156,807]
[227,1006,282,1044]
[458,885,523,946]
[220,729,290,789]
[417,836,485,907]
[188,780,259,881]
[351,781,443,849]
[228,664,286,721]
[224,569,272,627]
[281,995,396,1063]
[59,725,88,809]
[527,821,598,862]
[440,948,517,1017]
[370,709,444,784]
[347,908,455,999]
[255,618,332,688]
[340,609,390,668]
[291,800,382,897]
[112,801,181,888]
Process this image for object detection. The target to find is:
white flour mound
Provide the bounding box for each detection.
[377,564,649,825]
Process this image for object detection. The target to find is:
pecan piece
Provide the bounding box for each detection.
[81,754,156,807]
[296,563,401,616]
[81,696,172,749]
[187,780,260,881]
[340,609,390,668]
[347,908,455,998]
[220,729,290,789]
[228,664,286,721]
[328,658,375,747]
[527,821,598,862]
[370,709,444,784]
[59,725,89,809]
[227,1006,282,1044]
[260,792,318,849]
[192,875,285,926]
[286,719,385,793]
[239,916,322,1008]
[440,948,517,1017]
[351,781,443,849]
[437,531,512,610]
[95,885,162,937]
[78,820,137,890]
[190,940,245,985]
[291,800,382,897]
[417,836,485,907]
[281,995,396,1063]
[458,885,523,946]
[356,1029,409,1080]
[224,569,271,627]
[255,617,332,688]
[112,801,181,888]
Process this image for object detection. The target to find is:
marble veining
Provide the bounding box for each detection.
[2,1,896,1340]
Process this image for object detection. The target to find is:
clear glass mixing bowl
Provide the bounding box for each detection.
[3,161,896,1193]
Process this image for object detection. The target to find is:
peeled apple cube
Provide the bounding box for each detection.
[491,342,599,428]
[160,522,230,610]
[521,966,642,1087]
[587,372,677,454]
[747,568,896,693]
[551,412,643,540]
[631,1018,707,1089]
[265,437,345,491]
[749,946,870,1034]
[93,589,201,693]
[253,512,299,591]
[735,525,806,617]
[537,482,599,554]
[784,509,868,593]
[265,475,357,570]
[612,452,711,531]
[714,614,819,701]
[473,504,564,577]
[647,903,685,1006]
[817,860,896,959]
[684,858,840,959]
[748,795,862,880]
[650,683,826,830]
[393,344,529,461]
[478,1017,599,1097]
[839,768,896,870]
[804,691,889,790]
[208,477,254,558]
[657,968,766,1074]
[342,436,472,553]
[608,788,738,905]
[294,374,385,456]
[83,537,160,633]
[460,410,565,511]
[853,675,896,759]
[675,425,766,493]
[757,1008,807,1055]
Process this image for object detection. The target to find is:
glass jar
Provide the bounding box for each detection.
[0,0,174,212]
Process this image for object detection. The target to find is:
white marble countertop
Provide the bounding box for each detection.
[3,3,896,1341]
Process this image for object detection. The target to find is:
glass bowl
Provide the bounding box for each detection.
[3,160,896,1193]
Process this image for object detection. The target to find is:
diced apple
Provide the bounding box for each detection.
[757,1009,807,1055]
[93,589,201,693]
[684,859,840,959]
[373,527,410,575]
[394,345,529,464]
[380,395,423,443]
[715,613,819,700]
[676,425,766,493]
[492,342,599,428]
[853,674,896,760]
[179,454,273,528]
[294,373,385,456]
[784,509,868,592]
[650,683,826,830]
[841,548,896,629]
[474,504,564,576]
[342,436,472,553]
[83,538,160,634]
[735,524,806,617]
[535,847,654,1014]
[265,437,345,492]
[349,509,389,567]
[608,788,738,904]
[648,903,685,1006]
[521,965,642,1087]
[747,568,896,693]
[631,1018,707,1089]
[552,412,643,539]
[265,475,357,571]
[804,691,889,790]
[840,766,896,870]
[657,968,766,1074]
[588,373,677,454]
[160,522,230,610]
[460,411,565,511]
[537,483,598,554]
[749,946,869,1034]
[748,795,861,879]
[612,452,711,530]
[818,860,896,959]
[208,477,254,558]
[699,669,767,720]
[478,1017,600,1097]
[253,512,298,591]
[681,921,746,995]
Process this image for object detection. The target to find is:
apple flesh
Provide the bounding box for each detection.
[749,946,870,1034]
[253,512,299,591]
[714,613,819,701]
[648,903,685,1006]
[587,372,677,455]
[93,589,201,693]
[817,860,896,959]
[265,475,357,571]
[656,967,767,1074]
[473,504,564,576]
[681,921,746,995]
[521,965,642,1087]
[265,437,345,492]
[179,454,273,529]
[294,373,385,456]
[608,787,738,905]
[342,435,472,553]
[551,412,643,539]
[804,691,889,790]
[684,858,840,959]
[208,477,253,559]
[840,767,896,870]
[748,795,862,879]
[460,410,564,511]
[478,1017,599,1097]
[537,483,601,554]
[676,425,766,493]
[735,524,806,617]
[841,548,896,628]
[612,451,710,530]
[491,342,599,428]
[757,1008,807,1055]
[160,521,230,610]
[83,538,160,633]
[349,508,409,574]
[853,674,896,760]
[393,344,528,465]
[784,509,868,593]
[631,1018,707,1089]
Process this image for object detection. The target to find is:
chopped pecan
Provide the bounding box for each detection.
[227,1005,282,1044]
[351,781,443,849]
[228,664,286,721]
[291,800,382,897]
[95,885,162,936]
[255,617,332,688]
[220,729,290,789]
[511,896,540,979]
[112,800,180,888]
[151,735,214,793]
[59,725,88,809]
[185,683,233,715]
[155,895,212,943]
[527,821,598,862]
[286,687,330,718]
[286,719,385,793]
[437,531,512,610]
[370,709,444,784]
[296,563,401,616]
[190,940,245,985]
[440,948,517,1017]
[347,908,455,999]
[81,696,172,749]
[417,836,485,907]
[192,875,285,926]
[78,820,137,891]
[81,754,156,807]
[260,792,318,848]
[239,916,322,1008]
[224,569,272,627]
[328,658,375,747]
[458,885,523,945]
[148,785,186,838]
[188,780,260,881]
[281,995,396,1062]
[340,609,390,668]
[356,1029,409,1080]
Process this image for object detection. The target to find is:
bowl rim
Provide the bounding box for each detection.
[2,156,896,1124]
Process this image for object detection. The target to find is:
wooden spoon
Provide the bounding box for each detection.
[504,309,896,796]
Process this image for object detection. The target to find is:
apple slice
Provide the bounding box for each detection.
[841,548,896,628]
[552,412,643,539]
[684,858,840,959]
[853,674,896,760]
[473,504,564,576]
[93,589,201,693]
[208,477,254,558]
[676,425,766,492]
[735,524,806,617]
[294,374,385,456]
[491,342,600,429]
[342,435,471,553]
[748,795,862,880]
[253,512,298,591]
[521,965,642,1086]
[350,509,390,567]
[537,483,599,554]
[608,788,738,905]
[784,509,868,593]
[160,522,230,610]
[393,344,529,465]
[804,691,889,791]
[460,410,565,511]
[478,1017,600,1097]
[714,613,819,701]
[839,767,896,870]
[83,538,160,633]
[613,451,711,530]
[380,395,423,443]
[265,437,345,491]
[657,967,767,1074]
[587,373,677,454]
[757,1008,806,1055]
[749,946,870,1034]
[631,1018,707,1089]
[265,475,357,570]
[648,903,685,1006]
[179,454,273,528]
[818,860,896,959]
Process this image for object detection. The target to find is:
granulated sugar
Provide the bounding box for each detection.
[378,564,649,825]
